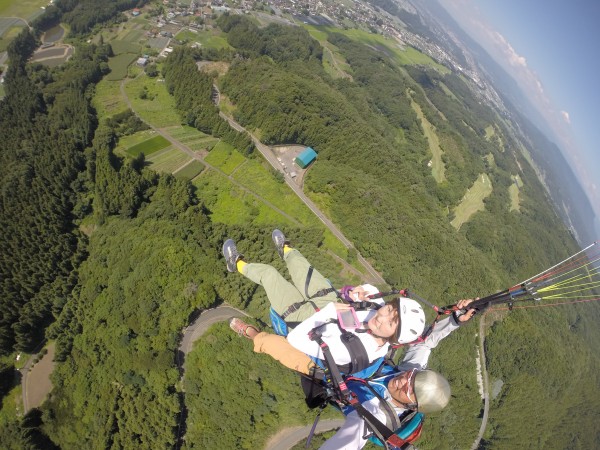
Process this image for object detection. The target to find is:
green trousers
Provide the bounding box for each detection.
[241,249,338,322]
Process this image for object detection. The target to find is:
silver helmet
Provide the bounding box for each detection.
[413,369,451,413]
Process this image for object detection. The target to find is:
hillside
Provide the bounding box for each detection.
[1,2,599,450]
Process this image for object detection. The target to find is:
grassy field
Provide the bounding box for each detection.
[124,74,181,127]
[305,25,450,74]
[111,39,141,55]
[509,174,523,212]
[411,98,446,182]
[186,28,232,50]
[451,173,493,230]
[233,159,321,226]
[204,141,247,175]
[92,79,129,119]
[484,153,496,170]
[126,135,170,157]
[114,130,158,155]
[146,147,191,173]
[106,53,138,81]
[174,160,205,180]
[163,125,220,152]
[438,81,460,102]
[321,44,353,80]
[0,0,46,20]
[0,20,25,51]
[193,170,298,226]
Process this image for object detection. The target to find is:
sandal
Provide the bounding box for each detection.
[229,317,259,339]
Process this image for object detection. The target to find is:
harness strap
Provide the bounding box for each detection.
[304,266,339,300]
[308,329,406,450]
[280,299,320,320]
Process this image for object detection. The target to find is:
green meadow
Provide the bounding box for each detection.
[451,173,493,229]
[146,147,192,173]
[174,160,205,180]
[92,79,129,118]
[106,53,138,81]
[0,0,47,20]
[509,174,523,212]
[204,141,247,175]
[126,135,170,157]
[123,74,181,127]
[411,98,446,182]
[305,25,450,74]
[193,170,297,226]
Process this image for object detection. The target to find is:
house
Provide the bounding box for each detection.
[137,57,148,66]
[294,147,317,169]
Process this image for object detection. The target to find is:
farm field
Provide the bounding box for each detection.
[146,147,192,173]
[174,160,205,180]
[127,135,170,157]
[451,173,493,230]
[114,130,159,155]
[163,125,219,152]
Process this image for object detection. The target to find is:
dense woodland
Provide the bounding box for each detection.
[1,8,599,450]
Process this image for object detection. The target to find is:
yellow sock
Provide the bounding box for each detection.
[236,260,247,273]
[283,245,292,254]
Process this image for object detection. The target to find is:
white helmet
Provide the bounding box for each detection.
[395,297,426,344]
[414,369,451,413]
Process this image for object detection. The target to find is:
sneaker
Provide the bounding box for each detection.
[271,229,289,259]
[222,239,243,273]
[229,317,259,339]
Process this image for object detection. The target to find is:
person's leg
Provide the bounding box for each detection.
[284,248,338,307]
[230,318,315,374]
[241,262,305,315]
[253,332,315,375]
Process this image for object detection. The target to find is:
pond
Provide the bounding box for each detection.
[43,25,65,43]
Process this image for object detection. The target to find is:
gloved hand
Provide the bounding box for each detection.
[340,285,356,302]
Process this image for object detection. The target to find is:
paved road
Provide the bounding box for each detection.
[265,419,344,450]
[471,315,490,449]
[218,110,386,285]
[176,306,342,450]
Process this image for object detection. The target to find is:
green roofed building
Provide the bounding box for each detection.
[294,147,317,169]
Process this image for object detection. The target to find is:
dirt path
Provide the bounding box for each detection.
[21,342,56,413]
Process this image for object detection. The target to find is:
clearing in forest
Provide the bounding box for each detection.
[411,98,446,182]
[509,174,523,212]
[451,173,493,230]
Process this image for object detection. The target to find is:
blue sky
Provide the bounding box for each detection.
[437,0,600,226]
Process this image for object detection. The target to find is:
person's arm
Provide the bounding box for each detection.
[286,302,338,358]
[398,299,476,371]
[319,398,385,450]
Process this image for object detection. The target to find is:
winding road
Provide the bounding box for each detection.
[176,306,342,450]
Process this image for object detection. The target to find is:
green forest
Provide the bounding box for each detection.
[1,5,599,450]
